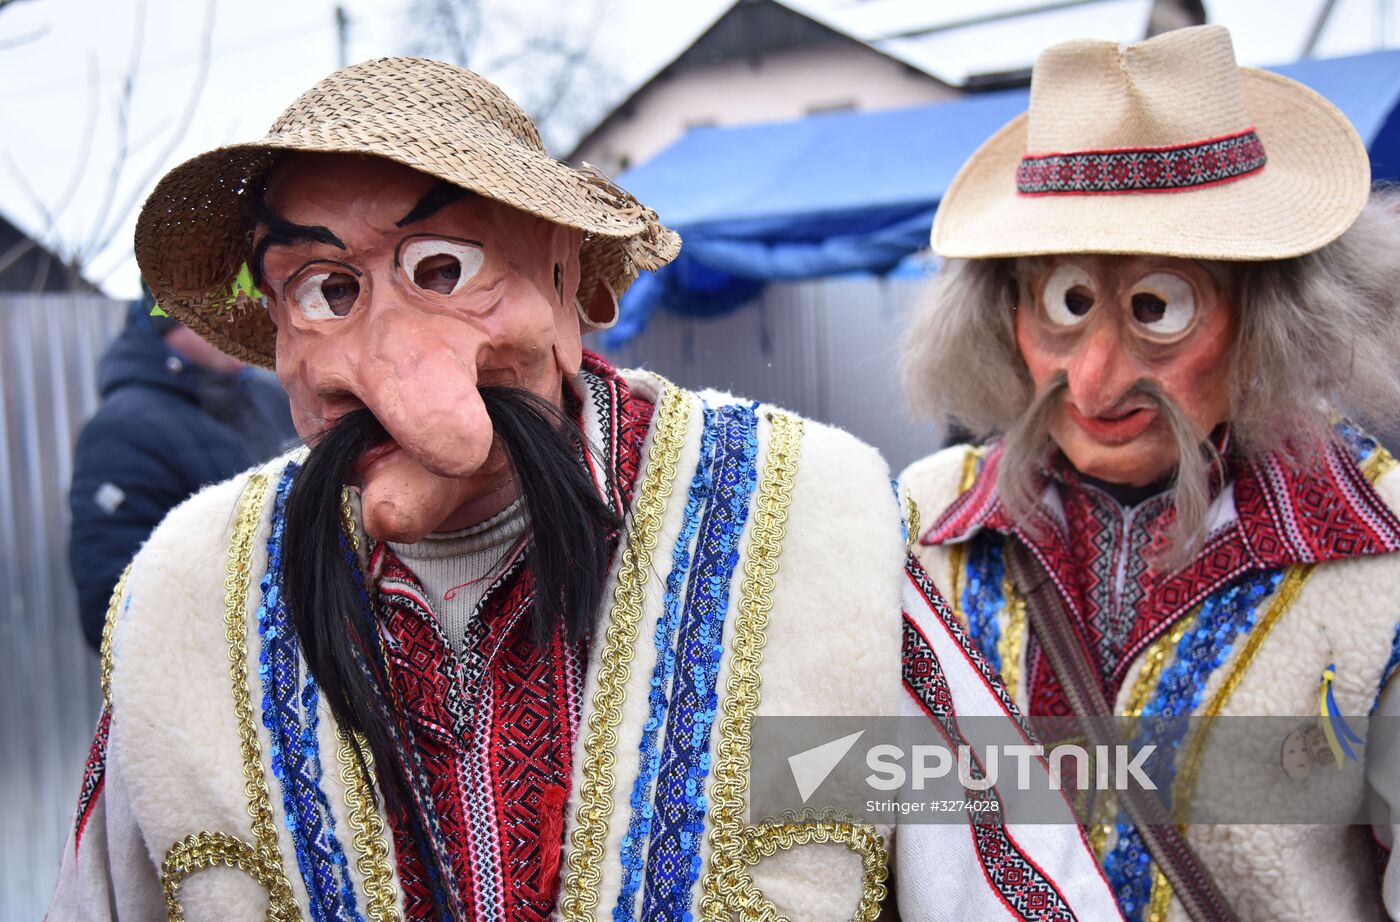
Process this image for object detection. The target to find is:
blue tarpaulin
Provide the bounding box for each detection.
[608,49,1400,345]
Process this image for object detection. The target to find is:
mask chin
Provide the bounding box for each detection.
[357,450,477,543]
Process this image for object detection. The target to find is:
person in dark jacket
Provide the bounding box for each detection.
[68,302,298,648]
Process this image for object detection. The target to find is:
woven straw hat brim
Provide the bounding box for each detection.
[931,68,1371,261]
[135,118,678,368]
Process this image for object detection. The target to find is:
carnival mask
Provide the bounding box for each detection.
[256,153,586,542]
[1014,255,1235,487]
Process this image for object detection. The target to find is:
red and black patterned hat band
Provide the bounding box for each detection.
[1015,127,1268,196]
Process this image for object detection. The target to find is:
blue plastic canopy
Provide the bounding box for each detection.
[607,48,1400,345]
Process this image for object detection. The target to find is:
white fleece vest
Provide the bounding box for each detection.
[99,372,905,921]
[902,444,1400,922]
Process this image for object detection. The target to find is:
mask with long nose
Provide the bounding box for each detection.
[255,152,586,542]
[1013,254,1236,487]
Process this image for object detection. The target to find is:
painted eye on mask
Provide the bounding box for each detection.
[1130,272,1196,337]
[291,270,360,320]
[1040,264,1096,327]
[401,238,485,295]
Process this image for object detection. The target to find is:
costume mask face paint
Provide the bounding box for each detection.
[257,153,585,542]
[1014,254,1235,486]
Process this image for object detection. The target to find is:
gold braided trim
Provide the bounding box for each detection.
[160,473,299,920]
[942,445,984,630]
[161,831,291,921]
[738,811,890,921]
[997,574,1027,701]
[700,414,888,921]
[100,563,134,708]
[559,381,690,921]
[336,726,401,922]
[1145,865,1173,922]
[904,495,921,552]
[958,445,983,494]
[946,542,969,630]
[1364,443,1398,482]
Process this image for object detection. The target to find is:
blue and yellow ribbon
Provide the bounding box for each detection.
[1320,663,1365,767]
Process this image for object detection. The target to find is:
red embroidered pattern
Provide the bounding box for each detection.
[74,705,111,851]
[1017,128,1266,195]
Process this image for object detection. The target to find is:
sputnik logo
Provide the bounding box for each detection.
[787,730,865,803]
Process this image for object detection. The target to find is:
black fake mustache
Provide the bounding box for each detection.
[279,385,617,824]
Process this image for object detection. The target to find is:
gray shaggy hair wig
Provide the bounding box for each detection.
[902,190,1400,564]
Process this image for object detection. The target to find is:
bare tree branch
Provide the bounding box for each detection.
[88,0,215,256]
[81,1,147,257]
[0,0,217,290]
[405,0,613,152]
[0,23,48,50]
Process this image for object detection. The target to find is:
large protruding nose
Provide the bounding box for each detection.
[1066,321,1137,417]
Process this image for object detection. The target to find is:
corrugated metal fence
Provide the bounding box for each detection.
[599,276,943,472]
[1,293,126,919]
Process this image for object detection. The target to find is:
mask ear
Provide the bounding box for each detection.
[576,279,619,330]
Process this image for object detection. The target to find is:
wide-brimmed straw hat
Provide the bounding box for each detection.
[134,57,680,367]
[931,25,1370,261]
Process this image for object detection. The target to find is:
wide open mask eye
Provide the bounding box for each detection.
[290,269,361,320]
[401,237,485,295]
[1040,264,1096,328]
[1129,272,1196,338]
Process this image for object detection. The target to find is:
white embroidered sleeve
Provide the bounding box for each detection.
[895,557,1123,921]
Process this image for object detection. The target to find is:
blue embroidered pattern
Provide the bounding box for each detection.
[960,537,1006,673]
[613,407,719,921]
[258,463,364,922]
[640,403,760,922]
[1103,568,1283,921]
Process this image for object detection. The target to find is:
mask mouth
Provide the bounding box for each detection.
[349,438,401,487]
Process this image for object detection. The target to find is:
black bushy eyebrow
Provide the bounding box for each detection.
[395,182,475,227]
[250,196,346,285]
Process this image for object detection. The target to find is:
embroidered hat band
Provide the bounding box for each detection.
[1016,127,1268,196]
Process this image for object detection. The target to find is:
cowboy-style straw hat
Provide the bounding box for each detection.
[931,25,1371,261]
[134,57,680,368]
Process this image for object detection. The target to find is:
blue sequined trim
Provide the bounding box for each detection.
[960,537,1006,674]
[613,406,719,921]
[1336,419,1381,467]
[259,463,365,922]
[1103,568,1283,921]
[640,403,760,922]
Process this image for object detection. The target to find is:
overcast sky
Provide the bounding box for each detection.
[0,0,1390,298]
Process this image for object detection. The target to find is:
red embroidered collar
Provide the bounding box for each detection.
[920,430,1400,715]
[921,434,1400,569]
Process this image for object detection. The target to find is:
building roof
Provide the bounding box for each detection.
[0,212,84,292]
[566,0,951,162]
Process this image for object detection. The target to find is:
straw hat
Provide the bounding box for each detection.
[134,57,680,367]
[931,25,1370,261]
